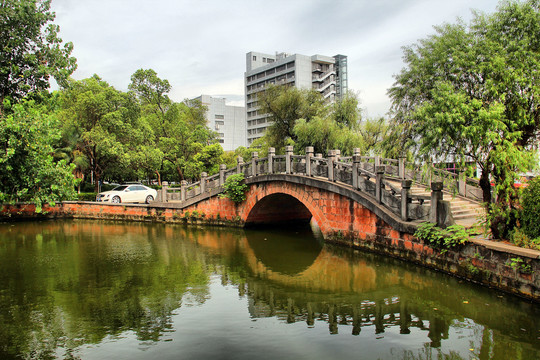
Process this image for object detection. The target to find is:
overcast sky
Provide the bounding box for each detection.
[50,0,500,117]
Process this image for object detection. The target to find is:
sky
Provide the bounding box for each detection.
[49,0,500,117]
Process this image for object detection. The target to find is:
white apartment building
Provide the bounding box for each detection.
[194,95,247,151]
[244,51,348,145]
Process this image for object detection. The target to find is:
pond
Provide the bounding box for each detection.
[0,220,538,359]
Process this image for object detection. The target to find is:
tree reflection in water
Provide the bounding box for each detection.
[0,220,537,360]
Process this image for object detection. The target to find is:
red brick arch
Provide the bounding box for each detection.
[184,177,405,243]
[235,180,387,240]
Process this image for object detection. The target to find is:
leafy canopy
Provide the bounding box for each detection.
[388,0,540,238]
[0,0,76,113]
[0,101,78,211]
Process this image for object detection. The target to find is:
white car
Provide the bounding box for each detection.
[96,184,157,204]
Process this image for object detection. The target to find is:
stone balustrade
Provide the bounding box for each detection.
[158,146,481,227]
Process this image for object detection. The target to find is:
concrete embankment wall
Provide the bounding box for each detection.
[1,201,539,302]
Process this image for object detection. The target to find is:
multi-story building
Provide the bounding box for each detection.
[244,51,348,145]
[193,95,246,151]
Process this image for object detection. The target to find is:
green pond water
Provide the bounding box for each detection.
[0,219,538,360]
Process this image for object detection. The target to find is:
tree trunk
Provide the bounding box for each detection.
[479,168,492,205]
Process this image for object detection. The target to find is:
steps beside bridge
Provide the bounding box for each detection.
[406,183,485,227]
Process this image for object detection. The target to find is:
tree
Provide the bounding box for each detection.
[0,0,76,115]
[257,84,326,152]
[387,0,540,238]
[293,116,363,156]
[0,101,78,211]
[59,75,141,191]
[331,92,362,129]
[128,69,218,182]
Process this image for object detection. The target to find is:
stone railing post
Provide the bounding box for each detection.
[285,146,293,174]
[219,164,226,186]
[161,181,168,202]
[375,155,381,167]
[375,165,385,204]
[430,182,443,225]
[401,180,412,221]
[305,146,314,176]
[352,155,361,189]
[335,149,341,163]
[399,154,406,179]
[328,150,336,182]
[353,148,361,157]
[268,147,275,174]
[458,170,466,197]
[181,180,187,202]
[200,172,207,194]
[251,152,258,177]
[237,156,244,175]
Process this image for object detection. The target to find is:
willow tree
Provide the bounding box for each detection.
[388,0,540,238]
[257,84,326,152]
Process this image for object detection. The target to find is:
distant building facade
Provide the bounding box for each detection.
[194,95,246,151]
[244,51,348,145]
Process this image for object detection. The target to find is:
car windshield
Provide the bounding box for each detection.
[112,185,128,191]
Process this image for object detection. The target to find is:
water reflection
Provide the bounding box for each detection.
[0,220,538,360]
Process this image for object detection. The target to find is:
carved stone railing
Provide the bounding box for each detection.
[156,146,483,226]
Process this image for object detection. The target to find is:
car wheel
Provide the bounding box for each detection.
[145,195,154,204]
[112,196,121,203]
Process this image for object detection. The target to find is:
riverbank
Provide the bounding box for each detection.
[1,201,539,302]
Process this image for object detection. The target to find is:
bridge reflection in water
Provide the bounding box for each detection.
[179,221,538,354]
[0,220,537,360]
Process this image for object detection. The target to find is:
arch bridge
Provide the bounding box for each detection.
[157,146,484,241]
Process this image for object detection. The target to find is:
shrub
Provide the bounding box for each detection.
[414,223,472,253]
[519,177,540,239]
[77,193,97,201]
[220,174,248,203]
[510,228,540,251]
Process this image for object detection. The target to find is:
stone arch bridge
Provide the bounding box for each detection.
[157,146,484,243]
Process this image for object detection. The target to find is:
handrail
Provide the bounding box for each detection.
[157,146,482,226]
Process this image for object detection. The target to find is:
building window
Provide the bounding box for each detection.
[218,139,224,143]
[263,57,267,63]
[215,120,224,125]
[268,59,274,63]
[215,114,224,119]
[218,133,224,137]
[253,55,256,61]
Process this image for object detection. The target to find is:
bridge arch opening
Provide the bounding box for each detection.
[245,193,313,227]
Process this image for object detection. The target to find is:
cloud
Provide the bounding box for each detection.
[50,0,500,116]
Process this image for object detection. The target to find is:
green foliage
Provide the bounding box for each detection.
[507,257,533,274]
[519,177,540,239]
[414,223,472,253]
[128,69,217,183]
[509,228,540,251]
[59,75,141,190]
[257,84,326,152]
[331,92,361,129]
[293,116,363,156]
[0,0,77,114]
[388,0,540,238]
[220,174,247,203]
[77,192,97,201]
[0,101,78,211]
